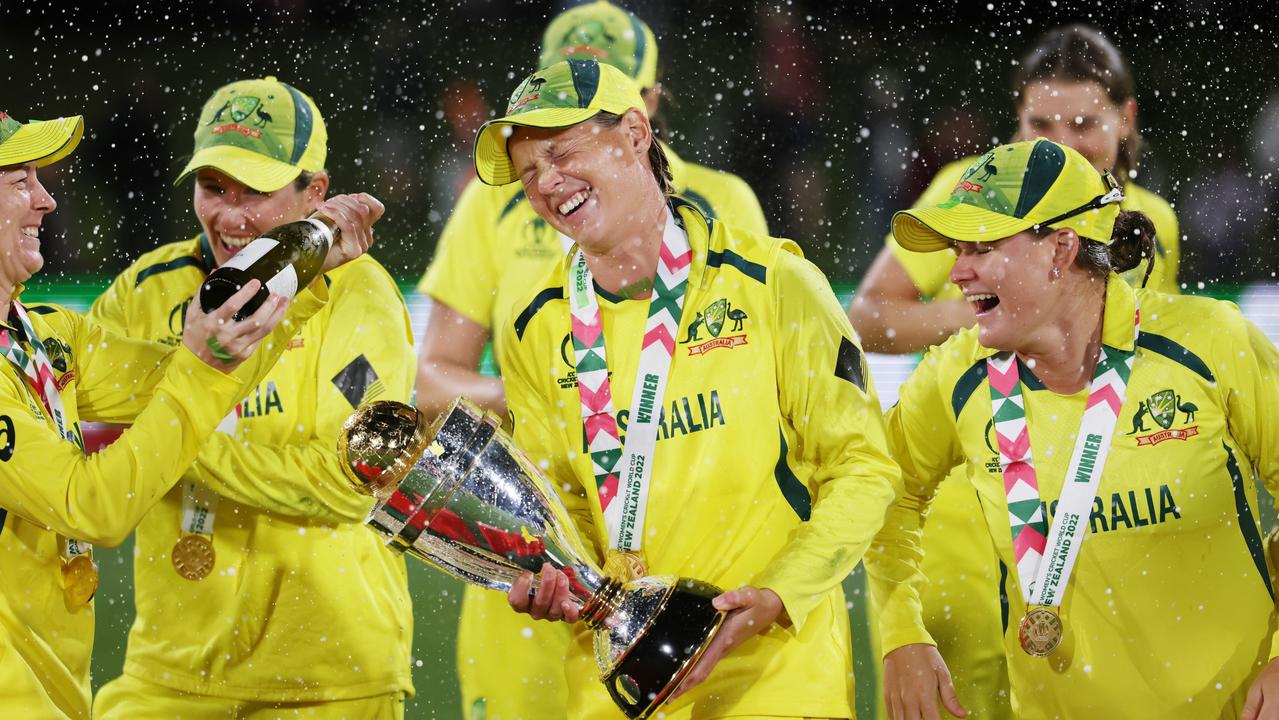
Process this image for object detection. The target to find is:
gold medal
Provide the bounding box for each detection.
[1018,606,1064,657]
[60,553,99,608]
[603,551,648,582]
[172,534,216,581]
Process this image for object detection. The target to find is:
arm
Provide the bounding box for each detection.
[848,245,973,354]
[866,347,970,720]
[415,178,506,418]
[2,283,324,546]
[750,249,902,629]
[184,260,413,523]
[1225,309,1279,720]
[415,299,505,418]
[676,249,906,697]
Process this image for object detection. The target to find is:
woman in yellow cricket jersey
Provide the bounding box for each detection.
[89,78,413,719]
[0,111,371,719]
[472,58,900,720]
[415,3,768,717]
[868,137,1279,720]
[847,25,1181,718]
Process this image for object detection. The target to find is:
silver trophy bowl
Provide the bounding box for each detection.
[338,398,724,718]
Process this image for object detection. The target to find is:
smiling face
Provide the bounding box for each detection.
[1017,79,1135,175]
[948,231,1063,351]
[0,163,57,287]
[192,168,327,267]
[508,110,656,254]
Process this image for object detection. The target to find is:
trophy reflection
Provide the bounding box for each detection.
[338,398,724,719]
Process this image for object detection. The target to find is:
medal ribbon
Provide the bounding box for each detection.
[181,409,236,537]
[989,306,1138,608]
[0,301,91,561]
[569,209,691,551]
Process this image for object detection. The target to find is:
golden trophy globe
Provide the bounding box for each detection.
[339,398,724,719]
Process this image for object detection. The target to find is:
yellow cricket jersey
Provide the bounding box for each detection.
[88,236,415,703]
[0,285,328,719]
[869,274,1279,719]
[418,143,770,719]
[890,157,1181,301]
[498,200,900,719]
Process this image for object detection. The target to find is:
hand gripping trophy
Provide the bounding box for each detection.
[338,398,725,719]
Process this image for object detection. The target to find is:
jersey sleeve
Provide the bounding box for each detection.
[1151,200,1181,294]
[1207,306,1279,659]
[86,263,136,333]
[4,284,330,546]
[0,286,337,547]
[496,305,600,554]
[887,161,968,298]
[749,248,900,632]
[417,178,502,328]
[715,173,770,237]
[184,261,413,523]
[864,344,965,655]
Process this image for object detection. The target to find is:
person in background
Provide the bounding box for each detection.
[847,25,1181,719]
[90,77,414,719]
[0,109,363,719]
[414,3,768,717]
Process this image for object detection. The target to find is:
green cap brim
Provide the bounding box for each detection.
[473,108,601,186]
[175,143,306,192]
[0,116,84,168]
[892,203,1036,252]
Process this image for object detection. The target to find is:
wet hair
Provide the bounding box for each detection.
[292,170,319,192]
[593,111,673,196]
[1014,24,1142,181]
[1071,211,1158,284]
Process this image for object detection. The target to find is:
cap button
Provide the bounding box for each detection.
[264,75,278,82]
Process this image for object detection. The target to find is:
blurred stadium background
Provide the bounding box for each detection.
[5,0,1279,717]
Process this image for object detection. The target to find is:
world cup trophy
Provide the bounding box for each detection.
[338,398,725,719]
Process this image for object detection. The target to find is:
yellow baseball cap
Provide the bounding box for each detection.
[893,138,1125,252]
[473,59,646,186]
[175,76,327,192]
[539,1,659,90]
[0,112,84,168]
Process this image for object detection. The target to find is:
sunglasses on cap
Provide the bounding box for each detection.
[1032,170,1125,231]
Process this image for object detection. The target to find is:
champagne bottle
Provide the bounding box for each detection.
[199,214,335,320]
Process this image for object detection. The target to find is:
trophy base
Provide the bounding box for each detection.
[603,578,725,719]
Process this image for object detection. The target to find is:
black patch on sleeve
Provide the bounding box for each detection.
[332,355,379,409]
[834,336,865,392]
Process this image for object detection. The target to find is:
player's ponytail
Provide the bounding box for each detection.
[1108,210,1158,280]
[1072,210,1157,285]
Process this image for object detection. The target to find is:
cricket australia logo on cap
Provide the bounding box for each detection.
[509,76,548,113]
[208,94,274,139]
[956,150,997,194]
[681,297,749,356]
[559,20,614,59]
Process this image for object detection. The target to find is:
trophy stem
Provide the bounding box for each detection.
[580,577,626,629]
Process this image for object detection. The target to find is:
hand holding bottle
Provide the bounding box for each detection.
[184,279,289,373]
[317,192,384,274]
[199,193,385,320]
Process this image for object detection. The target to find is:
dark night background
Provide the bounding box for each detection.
[4,0,1279,289]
